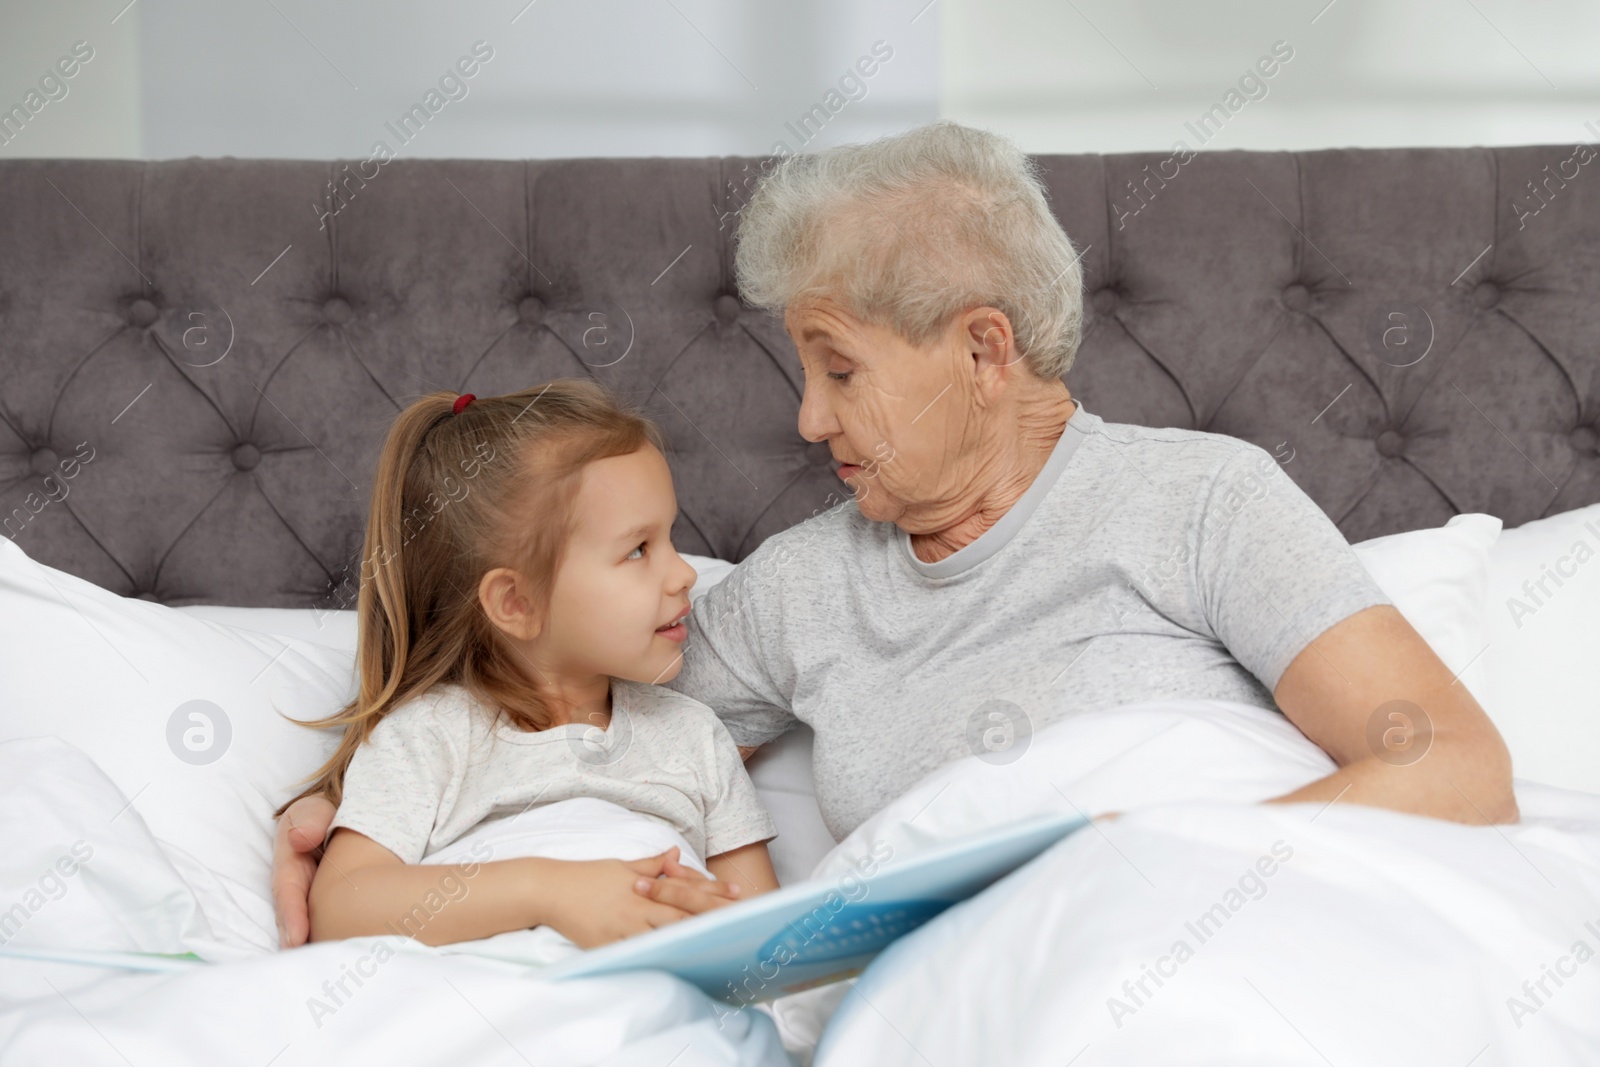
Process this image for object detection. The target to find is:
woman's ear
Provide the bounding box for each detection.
[966,307,1019,406]
[477,567,542,642]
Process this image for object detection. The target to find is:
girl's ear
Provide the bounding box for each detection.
[477,567,542,642]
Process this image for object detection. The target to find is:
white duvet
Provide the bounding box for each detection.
[8,696,1600,1067]
[0,737,788,1067]
[799,700,1600,1067]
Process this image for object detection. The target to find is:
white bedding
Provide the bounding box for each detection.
[0,738,789,1066]
[801,699,1600,1067]
[8,705,1600,1066]
[0,945,787,1067]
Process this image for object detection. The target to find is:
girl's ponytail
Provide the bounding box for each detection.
[276,379,661,813]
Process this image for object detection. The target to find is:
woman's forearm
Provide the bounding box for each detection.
[1265,732,1518,825]
[309,857,554,946]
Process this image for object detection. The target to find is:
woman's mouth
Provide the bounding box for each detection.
[836,463,863,480]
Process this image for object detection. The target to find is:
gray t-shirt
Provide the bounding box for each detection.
[667,404,1392,841]
[330,678,778,864]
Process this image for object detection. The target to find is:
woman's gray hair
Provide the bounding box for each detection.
[733,121,1085,380]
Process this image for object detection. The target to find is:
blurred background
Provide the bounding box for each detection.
[2,0,1597,160]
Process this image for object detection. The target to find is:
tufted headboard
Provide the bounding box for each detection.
[1,146,1596,609]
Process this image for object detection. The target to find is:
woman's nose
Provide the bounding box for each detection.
[796,381,834,443]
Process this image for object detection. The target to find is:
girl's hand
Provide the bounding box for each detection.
[545,848,738,949]
[640,840,777,911]
[634,846,745,912]
[649,845,744,901]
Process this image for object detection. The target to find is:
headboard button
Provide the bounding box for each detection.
[232,443,262,471]
[30,448,59,476]
[135,591,160,603]
[1572,426,1598,455]
[714,294,742,324]
[322,297,353,324]
[1281,283,1311,312]
[127,298,159,327]
[1375,430,1406,458]
[519,295,545,325]
[1473,281,1499,308]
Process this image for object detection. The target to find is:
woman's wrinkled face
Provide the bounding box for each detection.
[786,296,976,527]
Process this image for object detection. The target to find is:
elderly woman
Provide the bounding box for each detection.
[272,120,1516,944]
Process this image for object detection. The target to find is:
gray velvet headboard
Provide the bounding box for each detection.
[2,145,1596,610]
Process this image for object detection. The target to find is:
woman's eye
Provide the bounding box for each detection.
[827,371,851,382]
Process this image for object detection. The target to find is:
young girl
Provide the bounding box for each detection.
[279,379,780,950]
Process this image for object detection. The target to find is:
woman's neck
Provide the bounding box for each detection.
[906,385,1076,565]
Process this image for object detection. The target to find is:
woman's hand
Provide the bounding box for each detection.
[272,794,336,948]
[548,848,741,948]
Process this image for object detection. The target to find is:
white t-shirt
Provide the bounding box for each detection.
[329,678,778,864]
[667,403,1392,840]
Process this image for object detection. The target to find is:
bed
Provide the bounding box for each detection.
[1,145,1597,1065]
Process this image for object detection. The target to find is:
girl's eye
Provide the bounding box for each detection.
[627,542,646,561]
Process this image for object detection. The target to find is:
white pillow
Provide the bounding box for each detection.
[1481,503,1600,795]
[178,604,357,652]
[682,553,738,598]
[0,537,355,950]
[0,736,213,956]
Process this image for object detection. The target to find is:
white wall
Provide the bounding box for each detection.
[941,0,1600,153]
[0,0,141,158]
[3,0,938,161]
[2,0,1596,160]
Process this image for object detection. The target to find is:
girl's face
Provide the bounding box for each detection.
[540,445,698,686]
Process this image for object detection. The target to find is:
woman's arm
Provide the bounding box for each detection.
[1268,604,1517,825]
[310,828,743,949]
[273,794,336,948]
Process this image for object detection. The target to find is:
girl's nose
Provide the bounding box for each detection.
[668,548,697,594]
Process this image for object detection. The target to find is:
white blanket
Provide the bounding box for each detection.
[799,700,1600,1067]
[0,737,789,1067]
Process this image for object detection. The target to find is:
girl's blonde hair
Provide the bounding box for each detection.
[277,378,662,813]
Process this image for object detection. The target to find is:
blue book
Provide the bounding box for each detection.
[541,810,1088,1003]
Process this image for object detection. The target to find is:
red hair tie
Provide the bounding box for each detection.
[452,393,476,415]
